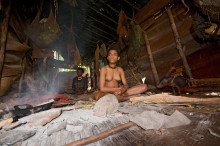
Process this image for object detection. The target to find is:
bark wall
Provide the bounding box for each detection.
[0,22,30,96]
[120,3,204,85]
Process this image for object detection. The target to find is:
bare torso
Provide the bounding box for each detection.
[104,65,121,88]
[95,64,147,101]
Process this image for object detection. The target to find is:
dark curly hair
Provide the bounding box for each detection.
[107,47,120,56]
[77,68,84,73]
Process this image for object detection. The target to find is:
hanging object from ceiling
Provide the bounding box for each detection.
[117,10,129,50]
[25,7,61,48]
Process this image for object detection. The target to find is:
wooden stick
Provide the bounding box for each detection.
[0,0,11,86]
[176,107,215,114]
[3,121,23,131]
[65,122,136,146]
[143,32,160,85]
[0,118,13,129]
[167,7,193,81]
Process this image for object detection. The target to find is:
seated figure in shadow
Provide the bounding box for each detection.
[72,68,88,95]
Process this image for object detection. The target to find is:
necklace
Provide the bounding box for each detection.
[108,65,117,69]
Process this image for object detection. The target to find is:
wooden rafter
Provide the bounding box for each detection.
[79,33,104,45]
[85,28,111,40]
[81,1,118,24]
[86,23,116,38]
[134,0,172,24]
[79,37,97,45]
[87,15,116,31]
[122,0,139,11]
[99,0,132,20]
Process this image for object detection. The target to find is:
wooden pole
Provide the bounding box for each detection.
[143,32,160,85]
[167,7,193,80]
[0,0,11,86]
[65,122,136,146]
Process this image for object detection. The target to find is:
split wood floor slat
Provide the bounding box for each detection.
[116,117,143,144]
[60,130,67,145]
[111,136,125,146]
[83,124,102,146]
[94,121,115,145]
[32,139,42,146]
[129,125,145,138]
[89,124,102,145]
[43,136,52,146]
[106,119,127,145]
[13,142,22,146]
[65,131,73,144]
[40,138,48,146]
[16,117,146,146]
[118,135,133,146]
[21,141,28,146]
[71,132,81,142]
[50,130,61,146]
[104,118,129,145]
[111,118,133,146]
[83,124,94,137]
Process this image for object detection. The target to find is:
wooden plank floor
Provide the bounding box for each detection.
[19,117,145,146]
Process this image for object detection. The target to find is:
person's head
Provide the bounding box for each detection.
[77,68,84,77]
[107,47,120,64]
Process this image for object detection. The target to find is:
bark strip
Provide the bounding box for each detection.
[0,0,11,86]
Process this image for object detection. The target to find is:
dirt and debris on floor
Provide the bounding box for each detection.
[0,93,219,146]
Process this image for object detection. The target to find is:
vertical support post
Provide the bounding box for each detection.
[167,7,193,79]
[0,0,11,86]
[143,32,160,85]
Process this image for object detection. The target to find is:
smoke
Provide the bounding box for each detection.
[2,0,95,107]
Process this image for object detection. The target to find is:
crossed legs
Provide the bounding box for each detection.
[93,84,148,102]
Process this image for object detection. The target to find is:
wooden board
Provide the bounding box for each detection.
[134,0,173,24]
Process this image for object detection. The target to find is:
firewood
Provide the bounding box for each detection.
[65,122,136,146]
[18,109,62,126]
[0,118,13,129]
[130,94,220,105]
[3,121,23,131]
